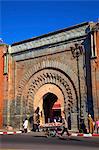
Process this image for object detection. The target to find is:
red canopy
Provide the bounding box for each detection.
[52,101,61,109]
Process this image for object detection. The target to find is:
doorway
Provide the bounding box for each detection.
[43,92,61,123]
[33,84,64,125]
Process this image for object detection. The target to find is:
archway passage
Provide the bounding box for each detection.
[52,101,61,122]
[43,92,61,123]
[32,84,65,125]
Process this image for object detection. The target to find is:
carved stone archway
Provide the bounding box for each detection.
[18,68,78,129]
[11,60,81,129]
[17,60,78,98]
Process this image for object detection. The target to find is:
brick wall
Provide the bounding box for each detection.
[0,45,8,128]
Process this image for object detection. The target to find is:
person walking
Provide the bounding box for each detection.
[88,114,94,134]
[96,119,99,134]
[23,118,28,133]
[60,116,70,137]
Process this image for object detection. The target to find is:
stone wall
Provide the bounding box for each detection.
[3,22,97,130]
[9,41,87,129]
[91,29,99,120]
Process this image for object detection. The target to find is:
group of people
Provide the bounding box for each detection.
[22,112,70,136]
[80,114,99,134]
[22,113,99,135]
[23,110,40,133]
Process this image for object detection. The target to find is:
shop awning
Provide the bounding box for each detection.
[52,101,61,109]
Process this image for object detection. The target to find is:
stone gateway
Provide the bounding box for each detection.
[0,22,99,130]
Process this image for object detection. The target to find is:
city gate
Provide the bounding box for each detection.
[3,22,95,130]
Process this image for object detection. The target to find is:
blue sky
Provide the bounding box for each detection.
[1,0,99,45]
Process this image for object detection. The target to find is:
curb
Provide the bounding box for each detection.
[0,131,99,137]
[0,131,22,135]
[71,133,99,137]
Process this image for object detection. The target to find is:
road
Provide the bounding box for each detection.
[0,134,99,150]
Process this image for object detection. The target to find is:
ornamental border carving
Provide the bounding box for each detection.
[17,60,78,98]
[26,70,75,113]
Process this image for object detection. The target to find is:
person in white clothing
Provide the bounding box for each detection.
[23,118,28,133]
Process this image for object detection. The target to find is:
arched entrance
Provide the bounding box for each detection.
[18,68,77,128]
[33,84,64,125]
[43,92,61,123]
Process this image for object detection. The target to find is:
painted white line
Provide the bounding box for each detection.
[0,131,22,135]
[7,131,15,134]
[16,131,22,134]
[0,132,3,134]
[83,134,92,137]
[71,133,78,136]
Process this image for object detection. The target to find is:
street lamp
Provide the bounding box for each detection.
[71,43,83,129]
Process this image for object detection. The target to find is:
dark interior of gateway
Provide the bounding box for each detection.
[43,92,61,123]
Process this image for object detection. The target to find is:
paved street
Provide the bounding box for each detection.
[0,133,99,150]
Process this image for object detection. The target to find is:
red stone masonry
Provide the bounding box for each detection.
[0,45,8,128]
